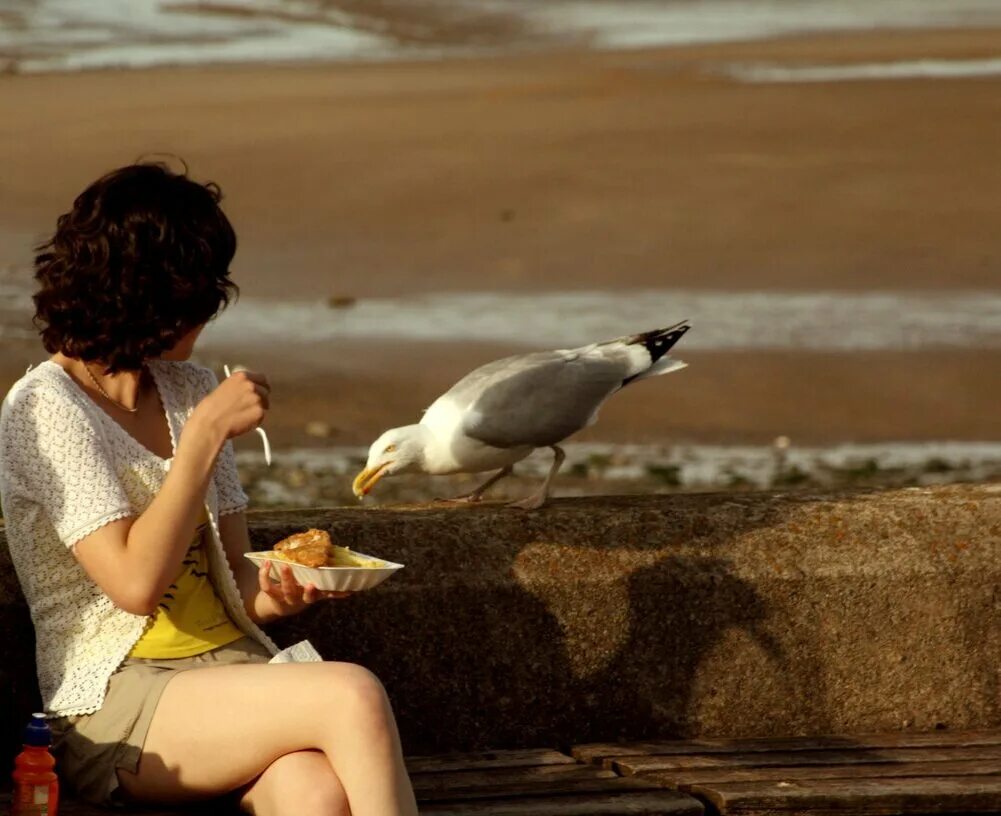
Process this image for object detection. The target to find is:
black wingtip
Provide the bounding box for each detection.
[630,321,691,363]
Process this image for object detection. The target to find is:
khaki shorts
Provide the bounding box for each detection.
[49,636,272,807]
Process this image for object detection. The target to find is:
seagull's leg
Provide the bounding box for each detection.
[508,445,565,510]
[436,466,514,504]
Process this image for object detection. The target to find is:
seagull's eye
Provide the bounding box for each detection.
[385,444,397,453]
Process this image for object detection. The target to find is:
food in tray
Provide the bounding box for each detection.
[326,547,384,569]
[273,528,331,567]
[271,529,385,569]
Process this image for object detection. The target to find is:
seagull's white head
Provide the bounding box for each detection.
[352,425,429,498]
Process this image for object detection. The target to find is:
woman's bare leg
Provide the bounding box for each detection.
[237,750,349,816]
[116,661,416,816]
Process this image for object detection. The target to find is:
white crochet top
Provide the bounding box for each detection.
[0,359,277,716]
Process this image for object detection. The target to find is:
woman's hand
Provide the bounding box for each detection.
[191,369,271,443]
[256,560,353,618]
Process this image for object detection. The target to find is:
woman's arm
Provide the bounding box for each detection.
[220,511,285,624]
[73,371,268,615]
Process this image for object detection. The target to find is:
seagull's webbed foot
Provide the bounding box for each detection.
[506,493,548,511]
[436,466,514,505]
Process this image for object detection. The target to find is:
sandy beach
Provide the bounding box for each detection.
[1,24,999,458]
[1,335,994,452]
[3,28,1001,294]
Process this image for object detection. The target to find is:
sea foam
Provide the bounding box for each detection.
[725,57,1001,83]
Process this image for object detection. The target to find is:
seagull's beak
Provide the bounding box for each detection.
[352,462,391,498]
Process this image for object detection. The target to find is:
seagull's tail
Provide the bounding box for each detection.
[622,320,691,385]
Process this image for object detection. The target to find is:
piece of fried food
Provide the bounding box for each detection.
[273,529,332,568]
[271,530,386,569]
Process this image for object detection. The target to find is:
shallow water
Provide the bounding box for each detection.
[201,289,1001,352]
[3,0,1001,73]
[4,272,999,350]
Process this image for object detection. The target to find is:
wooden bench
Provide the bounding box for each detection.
[574,729,1001,815]
[10,731,1001,814]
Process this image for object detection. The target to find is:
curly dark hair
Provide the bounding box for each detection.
[33,161,238,373]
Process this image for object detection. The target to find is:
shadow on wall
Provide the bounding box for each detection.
[955,573,1001,726]
[262,492,851,753]
[584,554,795,740]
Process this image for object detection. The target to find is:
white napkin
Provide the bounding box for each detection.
[269,639,324,663]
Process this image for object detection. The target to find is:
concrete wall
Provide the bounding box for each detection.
[2,485,999,763]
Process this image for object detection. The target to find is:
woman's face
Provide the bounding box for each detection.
[160,324,206,361]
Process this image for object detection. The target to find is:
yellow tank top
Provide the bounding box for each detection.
[129,515,244,659]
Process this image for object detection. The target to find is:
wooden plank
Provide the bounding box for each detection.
[408,748,578,774]
[612,744,1001,776]
[647,758,1001,789]
[690,774,1001,815]
[573,729,1001,766]
[419,790,704,815]
[417,773,671,804]
[414,763,619,800]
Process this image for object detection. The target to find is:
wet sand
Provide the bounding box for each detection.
[1,27,1000,297]
[229,345,1001,449]
[0,28,999,448]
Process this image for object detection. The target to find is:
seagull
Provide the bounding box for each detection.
[352,320,691,509]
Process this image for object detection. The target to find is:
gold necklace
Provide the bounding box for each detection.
[81,363,140,413]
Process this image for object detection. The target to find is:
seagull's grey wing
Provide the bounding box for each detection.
[442,353,548,410]
[455,350,628,448]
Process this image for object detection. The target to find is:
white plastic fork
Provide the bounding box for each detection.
[223,364,273,466]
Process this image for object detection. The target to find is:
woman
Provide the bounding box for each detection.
[0,162,418,815]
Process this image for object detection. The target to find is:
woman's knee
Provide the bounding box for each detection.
[299,773,350,816]
[321,663,395,736]
[324,662,389,708]
[242,751,349,816]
